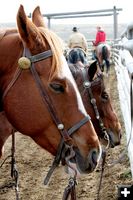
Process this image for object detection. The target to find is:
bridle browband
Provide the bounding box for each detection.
[2,46,91,184]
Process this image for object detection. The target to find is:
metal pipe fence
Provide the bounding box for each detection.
[112,29,133,177]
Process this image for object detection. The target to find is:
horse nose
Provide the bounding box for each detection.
[89,148,101,170]
[108,130,122,148]
[91,149,98,165]
[113,132,121,146]
[116,132,122,146]
[119,131,122,140]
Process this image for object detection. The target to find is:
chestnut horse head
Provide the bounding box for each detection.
[0,5,101,173]
[96,43,111,75]
[69,61,122,148]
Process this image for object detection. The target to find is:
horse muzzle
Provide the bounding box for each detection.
[108,129,122,148]
[74,146,102,173]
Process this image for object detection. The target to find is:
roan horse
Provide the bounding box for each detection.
[95,43,111,75]
[0,5,102,174]
[67,48,122,147]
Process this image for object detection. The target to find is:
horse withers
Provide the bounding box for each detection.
[67,49,122,148]
[0,5,102,174]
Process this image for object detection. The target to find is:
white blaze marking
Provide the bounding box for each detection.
[61,56,87,115]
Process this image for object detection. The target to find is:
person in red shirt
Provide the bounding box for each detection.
[92,26,106,59]
[93,26,106,46]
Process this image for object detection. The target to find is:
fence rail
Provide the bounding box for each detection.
[86,35,133,177]
[112,30,133,177]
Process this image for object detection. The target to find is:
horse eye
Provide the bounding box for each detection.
[101,92,109,101]
[49,83,65,93]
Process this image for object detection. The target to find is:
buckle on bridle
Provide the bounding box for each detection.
[57,123,64,130]
[83,81,91,88]
[18,57,31,69]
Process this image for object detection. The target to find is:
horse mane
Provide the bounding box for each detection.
[39,27,64,80]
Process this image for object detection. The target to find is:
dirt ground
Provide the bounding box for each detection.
[0,65,132,200]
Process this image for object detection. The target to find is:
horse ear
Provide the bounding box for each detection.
[32,6,46,28]
[88,61,97,81]
[17,5,44,51]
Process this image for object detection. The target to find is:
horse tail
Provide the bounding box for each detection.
[102,46,108,60]
[102,45,110,74]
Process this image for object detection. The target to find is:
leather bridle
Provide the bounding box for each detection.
[70,64,109,144]
[28,49,90,142]
[69,65,110,200]
[81,67,109,141]
[2,46,91,185]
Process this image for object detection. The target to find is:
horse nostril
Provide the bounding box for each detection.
[91,149,98,166]
[115,141,120,146]
[119,131,122,140]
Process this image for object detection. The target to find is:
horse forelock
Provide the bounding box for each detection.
[38,27,64,81]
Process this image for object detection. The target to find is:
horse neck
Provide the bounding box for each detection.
[0,31,23,91]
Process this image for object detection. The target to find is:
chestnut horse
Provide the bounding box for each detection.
[68,48,121,147]
[0,5,101,174]
[96,43,111,75]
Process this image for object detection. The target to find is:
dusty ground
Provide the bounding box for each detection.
[0,65,132,200]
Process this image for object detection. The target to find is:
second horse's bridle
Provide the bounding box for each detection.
[69,64,110,144]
